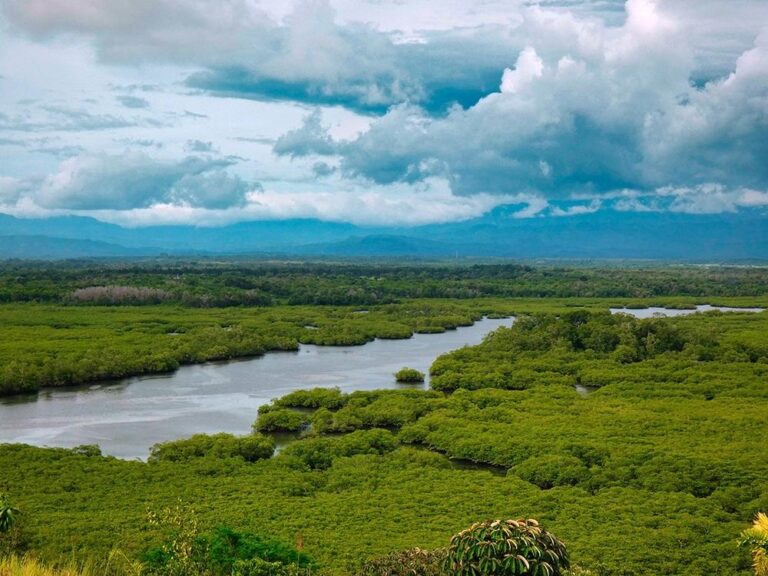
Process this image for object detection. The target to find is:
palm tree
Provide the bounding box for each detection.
[740,512,768,576]
[0,493,20,533]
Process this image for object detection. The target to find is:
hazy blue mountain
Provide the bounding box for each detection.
[1,208,766,261]
[293,235,449,257]
[0,235,158,259]
[0,214,360,251]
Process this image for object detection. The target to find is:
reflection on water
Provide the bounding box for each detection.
[610,304,763,318]
[0,317,514,460]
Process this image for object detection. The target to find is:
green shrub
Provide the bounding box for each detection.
[0,493,19,534]
[280,429,399,470]
[359,547,447,576]
[206,526,313,572]
[149,433,275,463]
[254,409,310,433]
[446,519,569,576]
[70,444,103,458]
[233,557,295,576]
[395,368,426,383]
[273,387,346,410]
[512,454,590,489]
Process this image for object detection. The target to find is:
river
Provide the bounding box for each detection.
[610,304,764,318]
[0,316,514,460]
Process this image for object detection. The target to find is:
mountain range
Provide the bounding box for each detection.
[0,206,766,261]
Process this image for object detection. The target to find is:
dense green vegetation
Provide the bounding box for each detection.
[2,308,767,573]
[149,434,276,464]
[2,261,768,306]
[2,262,768,575]
[0,300,503,396]
[2,260,768,397]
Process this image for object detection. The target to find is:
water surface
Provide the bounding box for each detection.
[0,317,513,460]
[610,304,763,318]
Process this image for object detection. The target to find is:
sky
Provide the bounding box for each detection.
[0,0,766,227]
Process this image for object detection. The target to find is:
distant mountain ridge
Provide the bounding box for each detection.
[0,235,155,259]
[0,207,766,261]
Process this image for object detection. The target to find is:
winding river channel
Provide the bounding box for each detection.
[0,316,515,459]
[1,305,762,460]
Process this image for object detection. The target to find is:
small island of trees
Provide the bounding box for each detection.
[395,367,425,383]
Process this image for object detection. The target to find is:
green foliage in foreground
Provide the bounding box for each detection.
[2,307,768,575]
[1,439,759,575]
[358,548,447,576]
[0,493,19,533]
[740,513,768,576]
[446,519,569,576]
[394,368,425,383]
[142,501,312,576]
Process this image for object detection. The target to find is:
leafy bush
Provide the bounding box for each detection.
[446,519,569,576]
[739,512,768,576]
[232,557,296,576]
[358,548,447,576]
[280,429,399,470]
[253,409,310,433]
[144,505,311,576]
[70,445,103,458]
[512,455,590,489]
[149,433,275,463]
[272,387,346,410]
[395,368,426,383]
[0,493,20,534]
[206,527,312,573]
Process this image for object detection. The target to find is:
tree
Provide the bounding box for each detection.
[395,368,426,383]
[446,519,569,576]
[146,502,204,576]
[0,493,19,533]
[0,492,21,554]
[740,512,768,576]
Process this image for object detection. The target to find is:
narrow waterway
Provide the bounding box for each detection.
[0,317,514,460]
[610,304,764,318]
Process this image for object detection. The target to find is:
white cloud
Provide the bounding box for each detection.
[331,2,768,202]
[550,199,602,217]
[1,166,524,226]
[32,152,254,210]
[1,0,767,226]
[661,184,768,214]
[500,47,544,94]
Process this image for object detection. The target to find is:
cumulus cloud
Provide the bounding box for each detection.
[70,178,520,227]
[2,0,767,223]
[3,0,766,118]
[500,47,543,94]
[1,0,520,114]
[273,110,338,157]
[32,153,254,210]
[313,0,768,206]
[660,184,768,214]
[0,0,272,63]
